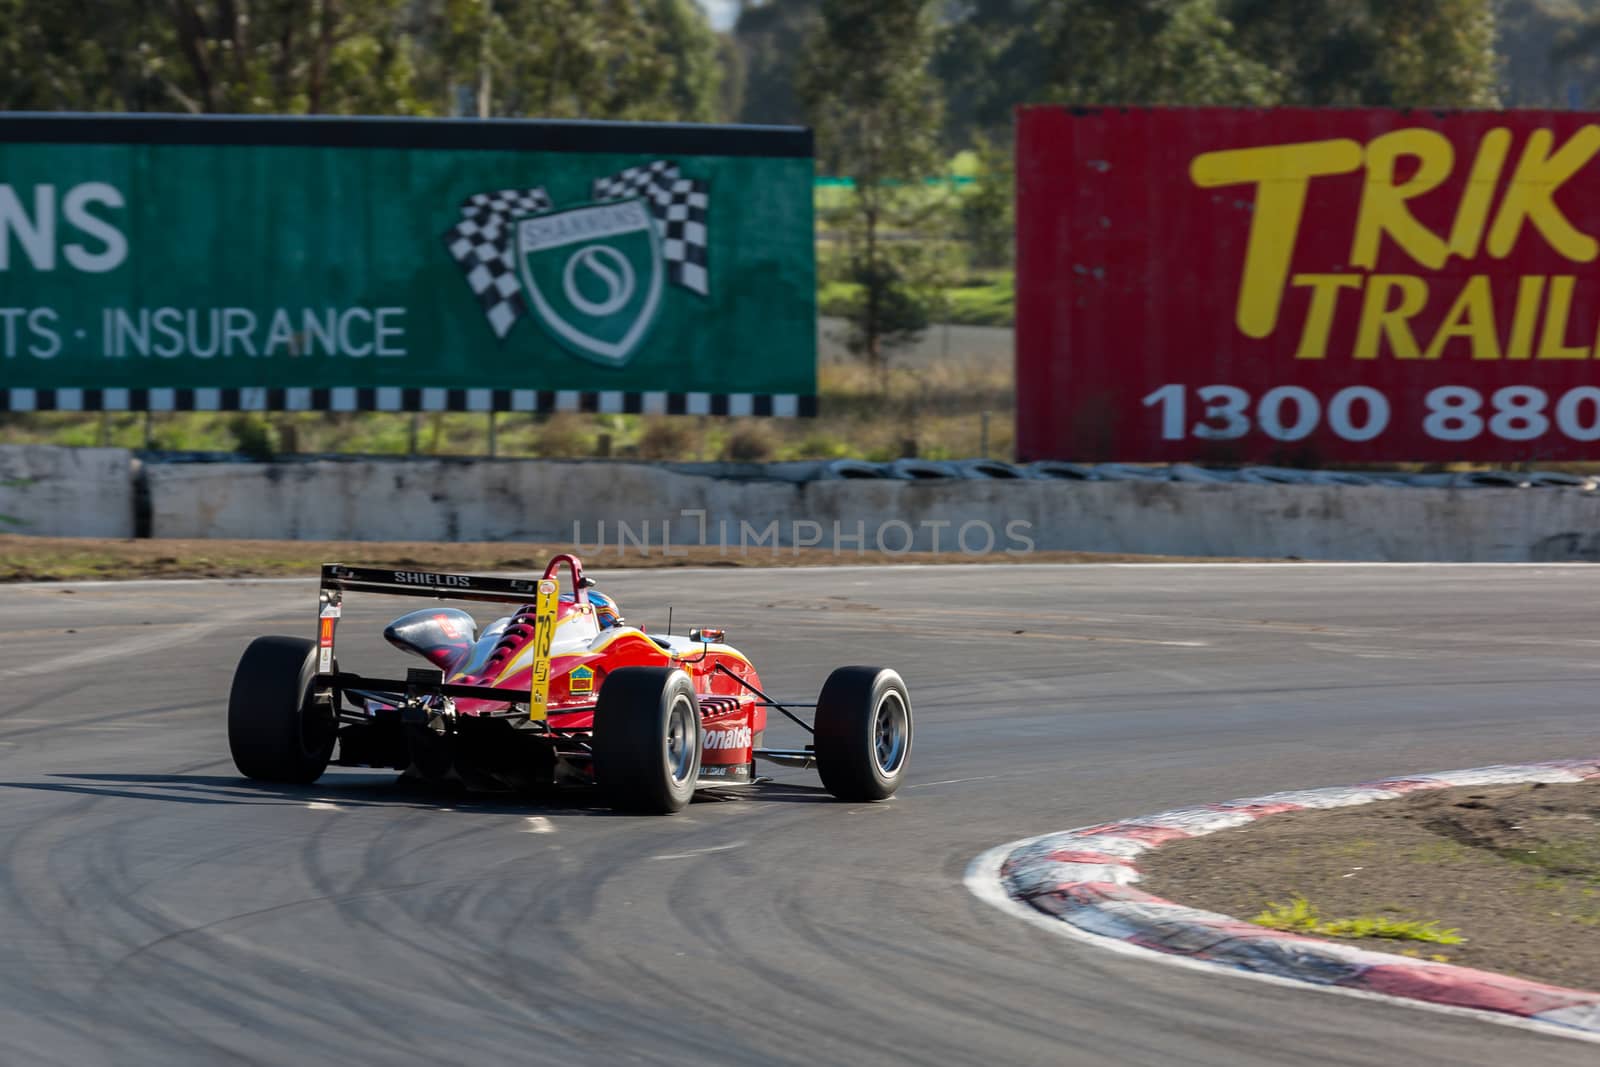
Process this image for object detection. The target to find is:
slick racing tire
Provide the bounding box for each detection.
[228,635,336,784]
[813,666,912,802]
[592,667,701,814]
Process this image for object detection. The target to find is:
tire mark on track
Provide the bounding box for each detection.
[0,602,294,681]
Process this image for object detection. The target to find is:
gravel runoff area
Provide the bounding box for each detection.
[0,534,1257,582]
[1139,782,1600,991]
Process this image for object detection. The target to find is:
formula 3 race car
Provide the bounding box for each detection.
[226,554,912,813]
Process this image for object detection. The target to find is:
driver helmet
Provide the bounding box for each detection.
[589,590,624,629]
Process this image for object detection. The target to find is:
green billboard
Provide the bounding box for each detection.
[0,115,816,415]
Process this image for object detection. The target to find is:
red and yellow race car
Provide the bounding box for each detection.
[226,554,912,813]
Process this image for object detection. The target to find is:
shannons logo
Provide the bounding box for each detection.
[703,726,752,751]
[393,571,472,588]
[443,161,709,367]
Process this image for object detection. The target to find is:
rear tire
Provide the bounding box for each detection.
[813,667,912,801]
[228,636,336,784]
[592,667,700,814]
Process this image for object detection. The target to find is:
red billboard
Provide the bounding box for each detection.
[1016,106,1600,463]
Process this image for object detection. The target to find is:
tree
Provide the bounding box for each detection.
[430,0,723,120]
[0,0,724,121]
[957,132,1014,269]
[0,0,176,112]
[730,0,816,126]
[934,0,1505,143]
[1037,0,1280,106]
[0,1,431,114]
[1507,0,1600,109]
[799,0,944,387]
[652,0,727,122]
[1225,0,1500,108]
[935,0,1050,146]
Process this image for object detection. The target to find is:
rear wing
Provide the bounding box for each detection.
[316,555,588,720]
[321,564,553,606]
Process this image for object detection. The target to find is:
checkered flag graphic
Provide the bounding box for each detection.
[591,161,710,296]
[442,187,552,339]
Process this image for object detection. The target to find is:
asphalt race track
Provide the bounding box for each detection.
[2,563,1597,1066]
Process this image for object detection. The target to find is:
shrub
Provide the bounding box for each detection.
[635,417,695,460]
[723,422,775,462]
[788,433,854,460]
[534,414,590,458]
[227,414,276,461]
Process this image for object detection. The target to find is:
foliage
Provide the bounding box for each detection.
[799,0,945,386]
[943,275,1015,326]
[820,272,1014,327]
[635,417,696,460]
[1252,896,1466,944]
[1225,0,1500,108]
[533,414,592,458]
[0,0,722,120]
[722,421,776,461]
[0,346,1017,461]
[430,0,723,120]
[0,0,433,114]
[226,414,277,461]
[832,253,937,358]
[956,133,1015,269]
[787,432,855,459]
[0,0,170,111]
[729,0,816,125]
[931,0,1506,144]
[1038,0,1280,107]
[934,0,1050,145]
[1530,0,1600,108]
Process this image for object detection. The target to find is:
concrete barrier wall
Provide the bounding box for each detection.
[5,441,1597,561]
[0,446,134,538]
[141,457,1600,562]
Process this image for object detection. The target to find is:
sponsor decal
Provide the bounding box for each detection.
[316,615,336,674]
[443,161,709,367]
[1019,109,1600,461]
[432,613,462,640]
[703,726,753,751]
[393,571,472,588]
[1191,128,1600,361]
[568,664,595,694]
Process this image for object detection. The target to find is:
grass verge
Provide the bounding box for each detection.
[1139,781,1600,989]
[0,534,1243,583]
[817,274,1014,328]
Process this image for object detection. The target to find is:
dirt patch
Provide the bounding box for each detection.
[1139,782,1600,990]
[0,534,1257,583]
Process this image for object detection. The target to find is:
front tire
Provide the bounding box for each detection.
[813,667,912,801]
[592,667,701,814]
[228,635,336,784]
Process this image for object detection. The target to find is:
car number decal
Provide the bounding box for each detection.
[529,579,559,721]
